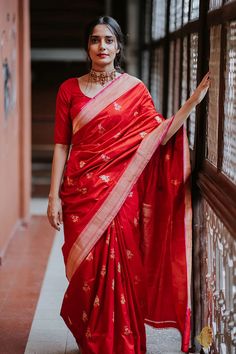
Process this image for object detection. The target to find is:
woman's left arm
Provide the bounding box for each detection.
[161,72,210,145]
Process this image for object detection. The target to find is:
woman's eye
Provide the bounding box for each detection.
[91,38,98,43]
[106,39,114,44]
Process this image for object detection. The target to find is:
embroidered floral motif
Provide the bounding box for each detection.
[134,217,138,227]
[112,279,115,290]
[133,111,139,116]
[124,325,132,335]
[114,102,121,110]
[126,249,134,260]
[155,116,164,124]
[110,248,115,259]
[128,191,133,198]
[165,154,171,160]
[106,234,110,244]
[66,176,74,186]
[82,311,88,322]
[99,175,110,183]
[101,154,111,162]
[85,327,92,338]
[94,295,100,307]
[86,172,93,179]
[79,161,86,168]
[71,215,80,223]
[68,316,72,325]
[120,294,126,304]
[139,131,147,138]
[117,262,121,273]
[78,187,88,195]
[100,265,106,277]
[82,282,90,292]
[98,123,106,134]
[171,179,181,186]
[85,252,93,261]
[114,132,121,138]
[134,275,141,285]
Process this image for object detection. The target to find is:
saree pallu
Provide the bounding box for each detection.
[59,73,192,354]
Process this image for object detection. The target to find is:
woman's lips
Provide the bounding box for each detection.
[97,54,109,58]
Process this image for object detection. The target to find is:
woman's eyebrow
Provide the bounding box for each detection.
[90,35,114,39]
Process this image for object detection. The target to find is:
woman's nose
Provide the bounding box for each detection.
[99,39,106,50]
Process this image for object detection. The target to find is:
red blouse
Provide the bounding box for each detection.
[54,78,91,144]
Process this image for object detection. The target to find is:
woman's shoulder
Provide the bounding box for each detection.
[59,77,78,91]
[125,73,147,90]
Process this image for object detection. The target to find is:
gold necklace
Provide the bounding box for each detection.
[89,69,117,86]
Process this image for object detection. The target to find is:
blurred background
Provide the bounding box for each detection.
[0,0,235,353]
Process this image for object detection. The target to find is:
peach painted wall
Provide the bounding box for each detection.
[0,0,31,263]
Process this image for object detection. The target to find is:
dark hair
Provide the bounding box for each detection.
[84,16,125,72]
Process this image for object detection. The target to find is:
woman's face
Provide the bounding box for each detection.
[88,24,119,71]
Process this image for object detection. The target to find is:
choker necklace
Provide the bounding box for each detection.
[89,69,117,86]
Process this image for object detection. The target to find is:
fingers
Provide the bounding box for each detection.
[199,72,210,89]
[49,213,61,231]
[59,209,63,224]
[47,206,61,231]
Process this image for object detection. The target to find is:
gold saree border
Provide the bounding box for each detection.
[72,73,141,134]
[183,126,192,309]
[66,117,174,281]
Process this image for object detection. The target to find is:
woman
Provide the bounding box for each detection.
[47,16,210,354]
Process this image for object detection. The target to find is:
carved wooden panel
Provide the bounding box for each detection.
[176,0,183,29]
[206,25,221,166]
[222,21,236,183]
[152,0,166,39]
[200,199,236,353]
[150,47,164,111]
[188,32,198,149]
[190,0,200,20]
[181,36,188,106]
[167,40,175,116]
[169,0,176,32]
[209,0,223,9]
[183,0,190,24]
[169,0,183,31]
[174,38,181,112]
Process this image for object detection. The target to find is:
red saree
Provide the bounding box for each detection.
[54,73,192,354]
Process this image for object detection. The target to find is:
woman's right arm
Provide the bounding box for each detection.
[47,143,70,231]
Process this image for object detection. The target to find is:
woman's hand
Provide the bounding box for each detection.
[162,72,210,145]
[191,71,211,105]
[47,196,63,231]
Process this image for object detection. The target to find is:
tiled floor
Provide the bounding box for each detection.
[1,198,184,354]
[24,229,78,354]
[0,201,56,353]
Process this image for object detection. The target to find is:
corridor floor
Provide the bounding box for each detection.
[1,199,184,354]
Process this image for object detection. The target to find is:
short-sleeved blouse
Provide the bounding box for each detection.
[54,78,91,145]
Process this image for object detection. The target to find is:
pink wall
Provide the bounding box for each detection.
[0,0,31,263]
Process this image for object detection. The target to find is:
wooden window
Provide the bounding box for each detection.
[140,1,236,352]
[222,21,236,182]
[189,33,198,149]
[152,0,167,39]
[206,25,221,166]
[150,47,164,111]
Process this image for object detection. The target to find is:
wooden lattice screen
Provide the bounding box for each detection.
[139,0,236,352]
